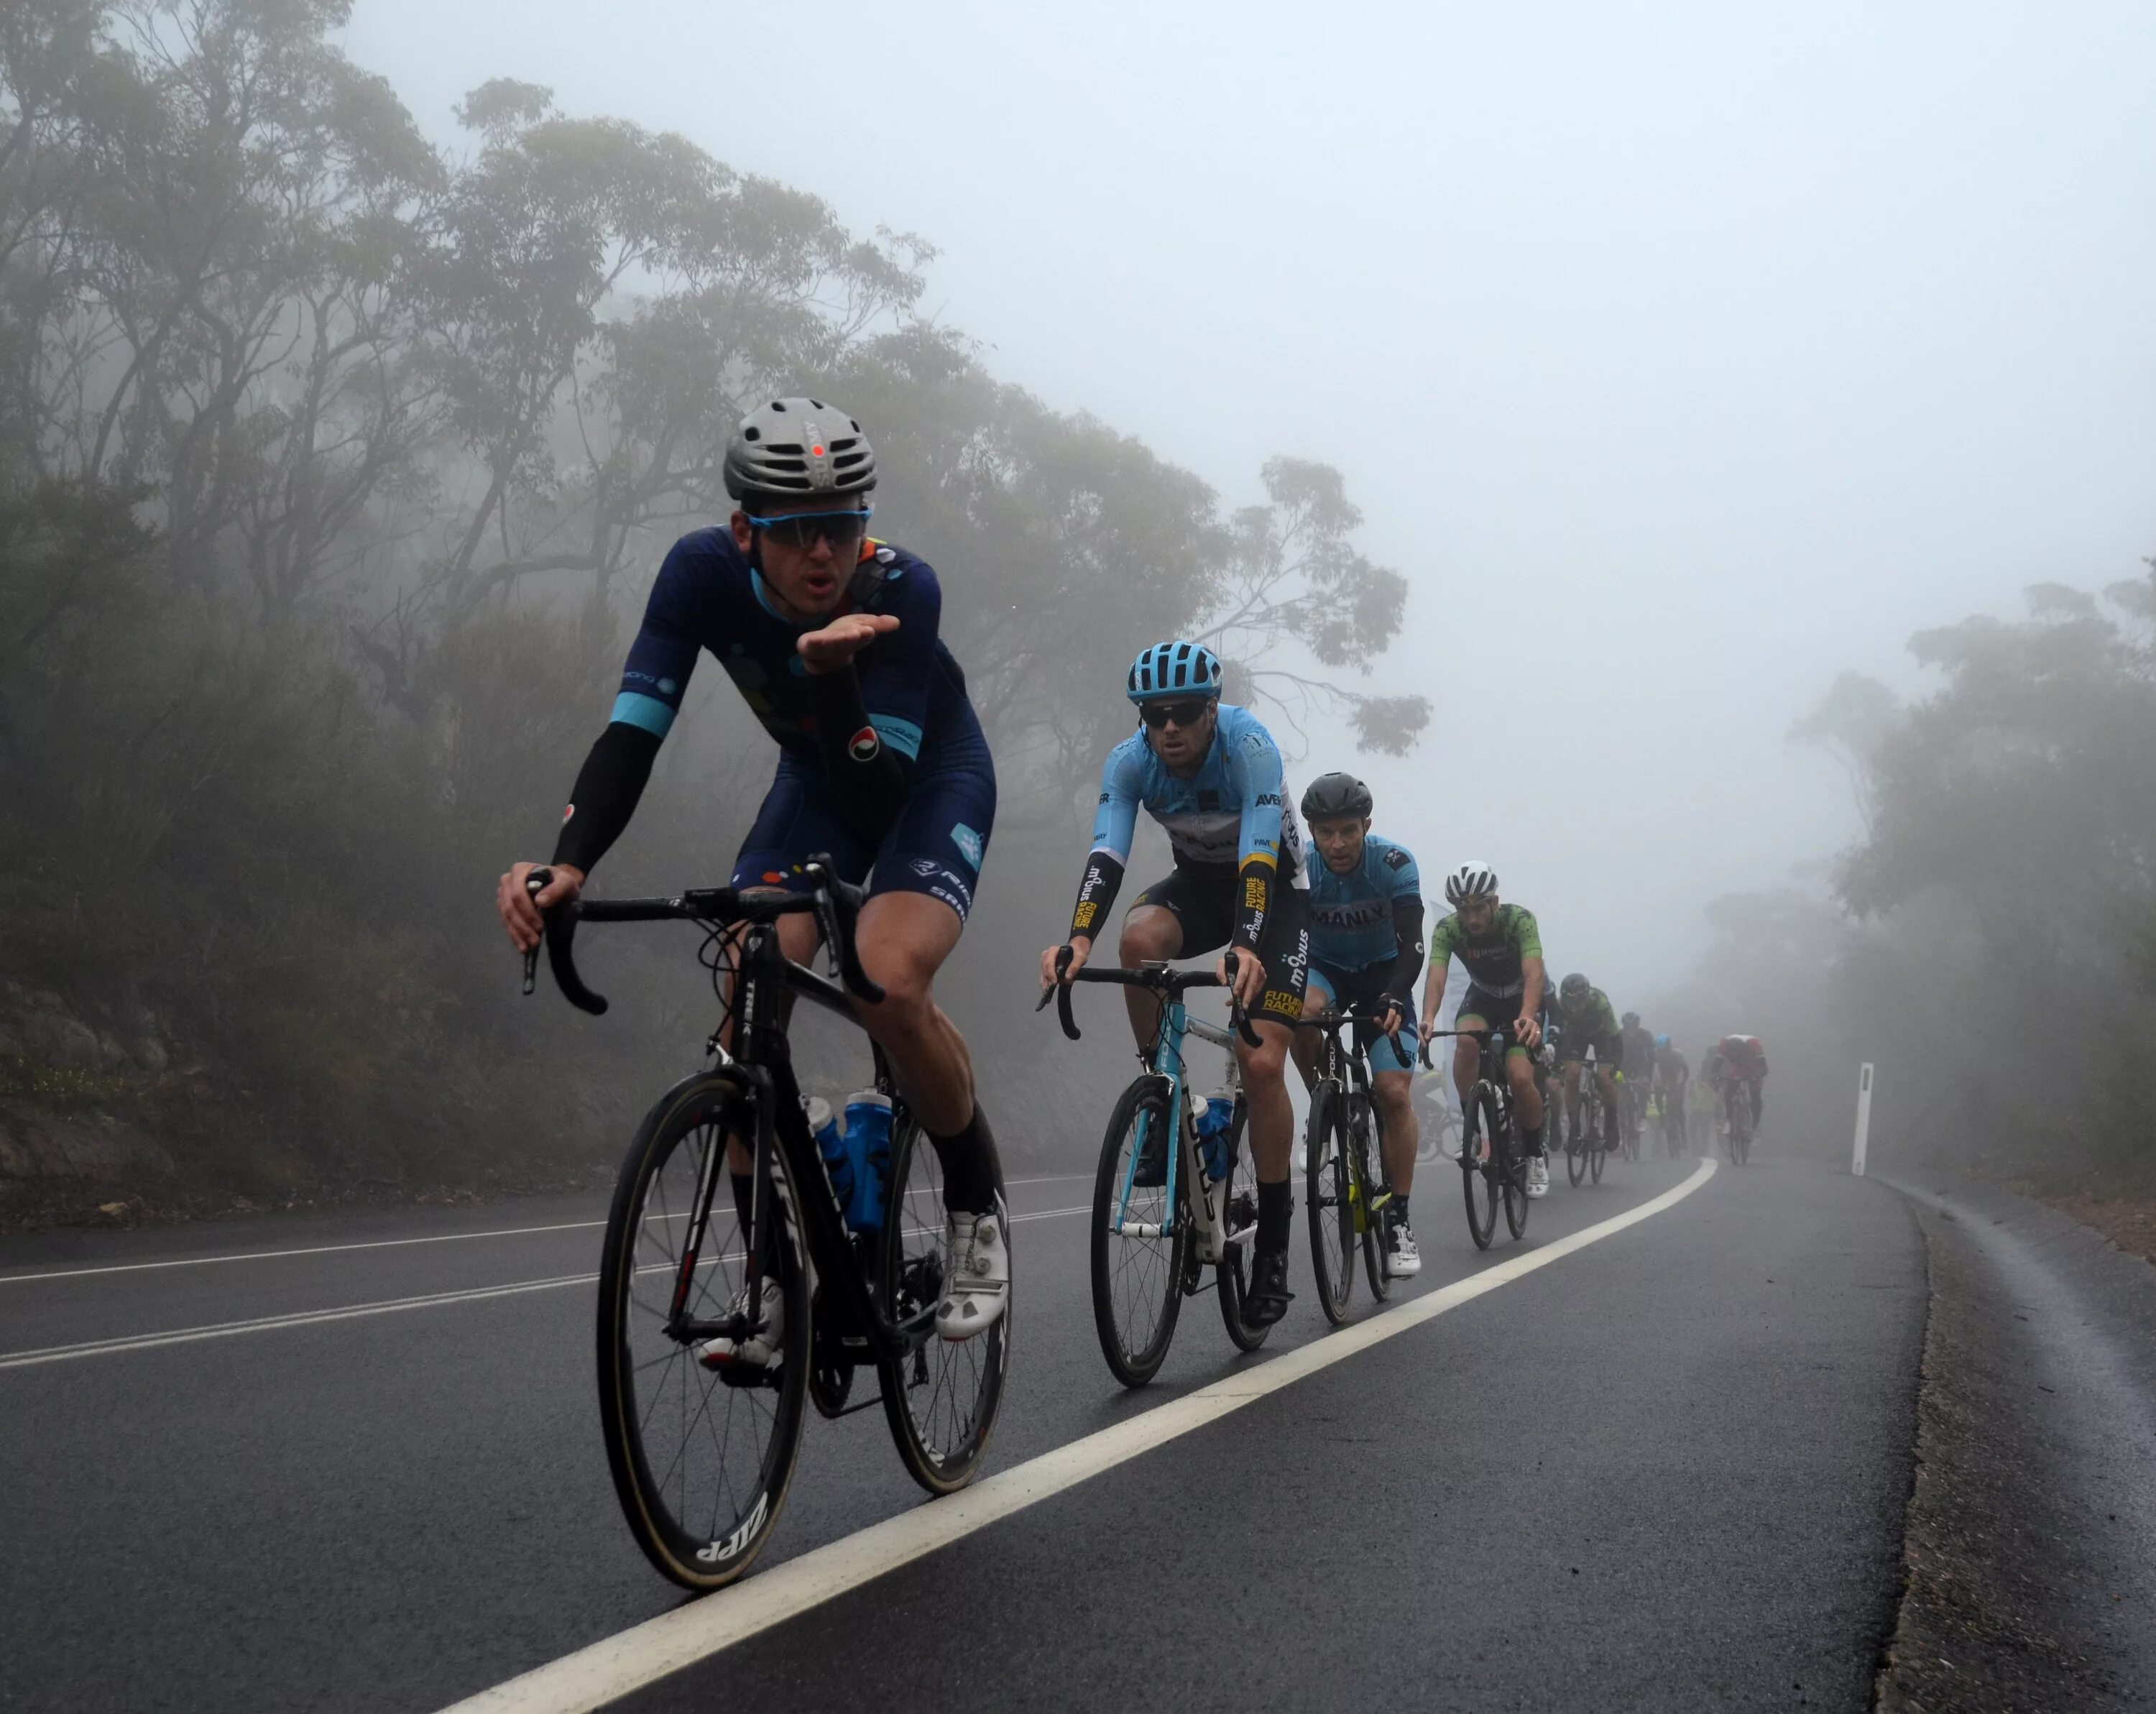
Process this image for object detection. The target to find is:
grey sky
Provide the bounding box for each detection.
[345,0,2156,997]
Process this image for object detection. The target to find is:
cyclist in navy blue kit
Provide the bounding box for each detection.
[497,398,1006,1360]
[1291,772,1425,1278]
[1040,640,1311,1327]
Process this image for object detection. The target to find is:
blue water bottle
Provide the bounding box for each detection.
[1197,1092,1236,1180]
[842,1090,893,1234]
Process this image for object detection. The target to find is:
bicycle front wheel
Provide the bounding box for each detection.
[596,1072,808,1593]
[1462,1088,1499,1250]
[877,1115,1010,1495]
[1358,1095,1393,1302]
[1090,1075,1187,1388]
[1305,1082,1356,1324]
[1216,1098,1271,1353]
[1500,1118,1529,1240]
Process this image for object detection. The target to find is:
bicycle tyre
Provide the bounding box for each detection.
[1306,1082,1356,1324]
[1217,1097,1271,1353]
[877,1115,1010,1495]
[596,1072,808,1593]
[1358,1096,1393,1302]
[1089,1074,1187,1388]
[1462,1087,1499,1250]
[1498,1107,1529,1241]
[1590,1105,1607,1184]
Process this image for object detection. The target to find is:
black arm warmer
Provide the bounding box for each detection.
[1386,895,1426,1000]
[552,722,662,873]
[808,665,912,837]
[1069,852,1125,943]
[1233,857,1272,952]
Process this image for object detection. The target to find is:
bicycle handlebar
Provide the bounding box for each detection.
[1036,947,1261,1048]
[521,860,885,1017]
[1294,1005,1410,1068]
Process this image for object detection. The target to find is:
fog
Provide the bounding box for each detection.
[344,0,2156,989]
[5,0,2152,1212]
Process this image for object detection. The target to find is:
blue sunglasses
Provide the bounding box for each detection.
[744,507,873,549]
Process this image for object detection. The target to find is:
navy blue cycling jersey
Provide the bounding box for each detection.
[611,529,983,768]
[1304,834,1422,972]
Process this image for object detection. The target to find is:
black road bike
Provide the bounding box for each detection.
[1296,1007,1404,1323]
[523,860,1009,1591]
[1430,1028,1529,1249]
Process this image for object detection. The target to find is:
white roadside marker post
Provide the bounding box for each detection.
[1851,1062,1874,1176]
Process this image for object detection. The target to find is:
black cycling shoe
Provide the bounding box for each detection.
[1243,1248,1294,1327]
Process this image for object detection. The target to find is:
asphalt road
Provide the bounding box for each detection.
[1,1146,1928,1713]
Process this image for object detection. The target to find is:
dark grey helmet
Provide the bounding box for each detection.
[723,398,876,504]
[1299,772,1373,822]
[1560,972,1590,1000]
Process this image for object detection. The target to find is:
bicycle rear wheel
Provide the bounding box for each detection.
[1358,1097,1393,1302]
[877,1115,1010,1495]
[1089,1075,1187,1388]
[1462,1088,1499,1250]
[596,1072,808,1592]
[1216,1098,1271,1353]
[1305,1082,1356,1324]
[1590,1100,1607,1184]
[1565,1093,1588,1187]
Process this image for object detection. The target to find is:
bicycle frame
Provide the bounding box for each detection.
[537,877,933,1376]
[1112,1003,1243,1268]
[1298,1010,1396,1231]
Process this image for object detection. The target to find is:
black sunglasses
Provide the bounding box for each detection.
[1138,698,1215,730]
[745,508,872,550]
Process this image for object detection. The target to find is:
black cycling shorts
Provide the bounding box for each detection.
[1129,864,1309,1028]
[1559,1031,1622,1068]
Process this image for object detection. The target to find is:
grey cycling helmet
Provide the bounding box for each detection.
[1300,772,1373,822]
[1445,861,1498,906]
[1622,1010,1641,1028]
[1126,639,1223,702]
[723,398,876,503]
[1560,972,1590,1000]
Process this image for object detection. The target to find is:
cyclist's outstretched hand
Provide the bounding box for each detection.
[798,612,898,675]
[499,860,584,954]
[1219,949,1266,1011]
[1514,1013,1543,1051]
[1041,937,1091,990]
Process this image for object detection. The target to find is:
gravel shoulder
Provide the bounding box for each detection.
[1876,1180,2156,1713]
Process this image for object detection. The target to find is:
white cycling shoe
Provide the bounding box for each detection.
[699,1276,784,1370]
[936,1204,1009,1342]
[1526,1155,1550,1199]
[1386,1220,1422,1278]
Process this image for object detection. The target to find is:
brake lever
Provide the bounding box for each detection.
[520,871,546,997]
[808,861,885,1005]
[1054,945,1082,1041]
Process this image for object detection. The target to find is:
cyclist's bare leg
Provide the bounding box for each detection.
[1451,1013,1487,1109]
[1117,905,1181,1049]
[1236,1015,1295,1184]
[1562,1059,1585,1131]
[851,890,972,1136]
[1506,1049,1544,1133]
[1372,1067,1416,1194]
[1596,1064,1621,1131]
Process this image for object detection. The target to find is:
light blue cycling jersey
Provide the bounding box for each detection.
[1304,834,1422,972]
[1089,704,1308,887]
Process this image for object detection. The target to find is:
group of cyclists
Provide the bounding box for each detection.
[496,395,1771,1365]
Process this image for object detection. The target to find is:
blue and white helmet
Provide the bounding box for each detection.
[1125,639,1223,703]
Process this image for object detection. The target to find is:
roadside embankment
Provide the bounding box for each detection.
[1876,1178,2156,1713]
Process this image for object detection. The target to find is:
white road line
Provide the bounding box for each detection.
[0,1205,1092,1370]
[438,1158,1719,1714]
[0,1176,1095,1286]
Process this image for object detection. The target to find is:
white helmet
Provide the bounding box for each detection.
[1445,862,1498,906]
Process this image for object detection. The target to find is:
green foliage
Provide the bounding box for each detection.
[1784,571,2156,1186]
[0,1,1433,1204]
